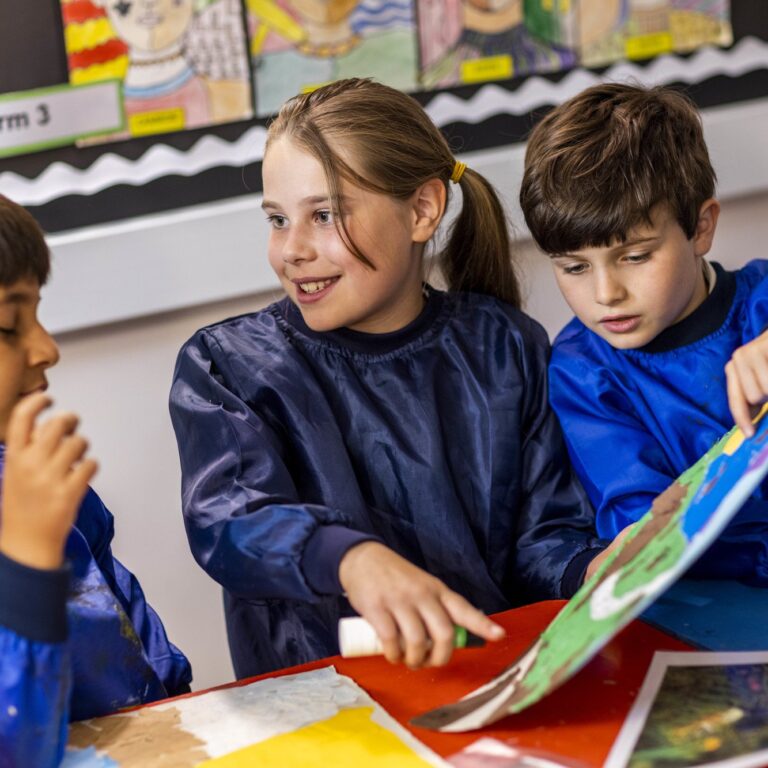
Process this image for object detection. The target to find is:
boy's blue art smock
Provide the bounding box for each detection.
[550,260,768,584]
[170,288,605,678]
[0,449,192,768]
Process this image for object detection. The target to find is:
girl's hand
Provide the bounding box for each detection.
[583,523,635,583]
[0,392,98,570]
[726,331,768,437]
[338,541,505,668]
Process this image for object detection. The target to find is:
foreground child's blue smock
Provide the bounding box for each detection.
[170,288,605,679]
[550,260,768,584]
[0,448,192,768]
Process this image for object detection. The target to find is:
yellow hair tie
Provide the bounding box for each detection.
[450,160,467,184]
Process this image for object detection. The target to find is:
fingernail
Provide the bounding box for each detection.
[490,625,505,639]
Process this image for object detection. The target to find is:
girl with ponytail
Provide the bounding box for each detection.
[170,78,610,679]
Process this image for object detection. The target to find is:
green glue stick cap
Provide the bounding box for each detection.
[338,617,486,658]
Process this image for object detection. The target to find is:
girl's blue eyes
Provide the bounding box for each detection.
[266,211,334,228]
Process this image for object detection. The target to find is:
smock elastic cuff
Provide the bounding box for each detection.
[302,525,380,596]
[0,550,70,643]
[561,546,608,598]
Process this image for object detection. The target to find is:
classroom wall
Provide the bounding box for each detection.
[46,186,768,692]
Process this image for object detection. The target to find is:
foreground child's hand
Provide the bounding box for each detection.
[0,392,98,570]
[583,523,635,583]
[726,331,768,437]
[338,541,505,669]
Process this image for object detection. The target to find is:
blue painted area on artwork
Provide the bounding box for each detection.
[61,746,119,768]
[681,419,768,541]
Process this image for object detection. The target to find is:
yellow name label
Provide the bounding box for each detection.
[625,31,673,60]
[301,82,333,94]
[129,108,185,137]
[460,55,513,84]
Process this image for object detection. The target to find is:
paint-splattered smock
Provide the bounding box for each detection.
[170,288,605,679]
[550,260,768,585]
[0,447,192,768]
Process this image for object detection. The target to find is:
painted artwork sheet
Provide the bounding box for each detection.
[62,666,449,767]
[61,0,253,142]
[248,0,419,117]
[524,0,732,69]
[605,651,768,768]
[413,410,768,732]
[417,0,577,89]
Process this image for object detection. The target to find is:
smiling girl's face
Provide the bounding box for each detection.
[261,136,431,335]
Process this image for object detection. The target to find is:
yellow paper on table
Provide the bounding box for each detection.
[199,706,433,767]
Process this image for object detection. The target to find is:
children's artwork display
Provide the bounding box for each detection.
[413,410,768,732]
[61,0,253,142]
[417,0,730,88]
[417,0,576,88]
[62,666,449,767]
[526,0,732,68]
[247,0,419,117]
[605,651,768,768]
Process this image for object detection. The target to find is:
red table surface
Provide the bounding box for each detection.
[162,600,692,766]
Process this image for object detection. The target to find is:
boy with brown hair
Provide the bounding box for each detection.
[0,195,191,767]
[519,83,768,584]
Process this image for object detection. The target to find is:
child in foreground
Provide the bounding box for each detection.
[0,196,192,767]
[170,78,619,679]
[519,83,768,583]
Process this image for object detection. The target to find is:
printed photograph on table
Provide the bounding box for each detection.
[417,0,577,88]
[61,0,253,142]
[526,0,732,69]
[605,651,768,768]
[413,408,768,733]
[248,0,419,117]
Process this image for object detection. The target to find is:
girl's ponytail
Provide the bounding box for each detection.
[441,167,521,308]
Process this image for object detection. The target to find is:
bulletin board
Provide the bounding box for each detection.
[0,1,766,236]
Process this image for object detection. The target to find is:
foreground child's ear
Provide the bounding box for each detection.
[693,198,720,257]
[411,178,446,244]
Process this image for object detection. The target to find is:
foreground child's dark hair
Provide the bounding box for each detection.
[0,195,50,286]
[266,78,520,307]
[519,83,716,255]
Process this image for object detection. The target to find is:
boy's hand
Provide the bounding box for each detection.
[338,541,505,669]
[726,332,768,437]
[0,392,98,570]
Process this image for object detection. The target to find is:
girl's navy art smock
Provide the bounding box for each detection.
[170,289,604,678]
[550,261,768,584]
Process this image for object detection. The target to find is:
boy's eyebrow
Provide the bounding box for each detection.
[550,235,661,260]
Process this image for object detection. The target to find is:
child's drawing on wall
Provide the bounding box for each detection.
[61,0,252,141]
[417,0,578,89]
[247,0,419,117]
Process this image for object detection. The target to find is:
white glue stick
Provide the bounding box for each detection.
[338,616,485,658]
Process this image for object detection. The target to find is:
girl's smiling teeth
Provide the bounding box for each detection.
[297,278,338,294]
